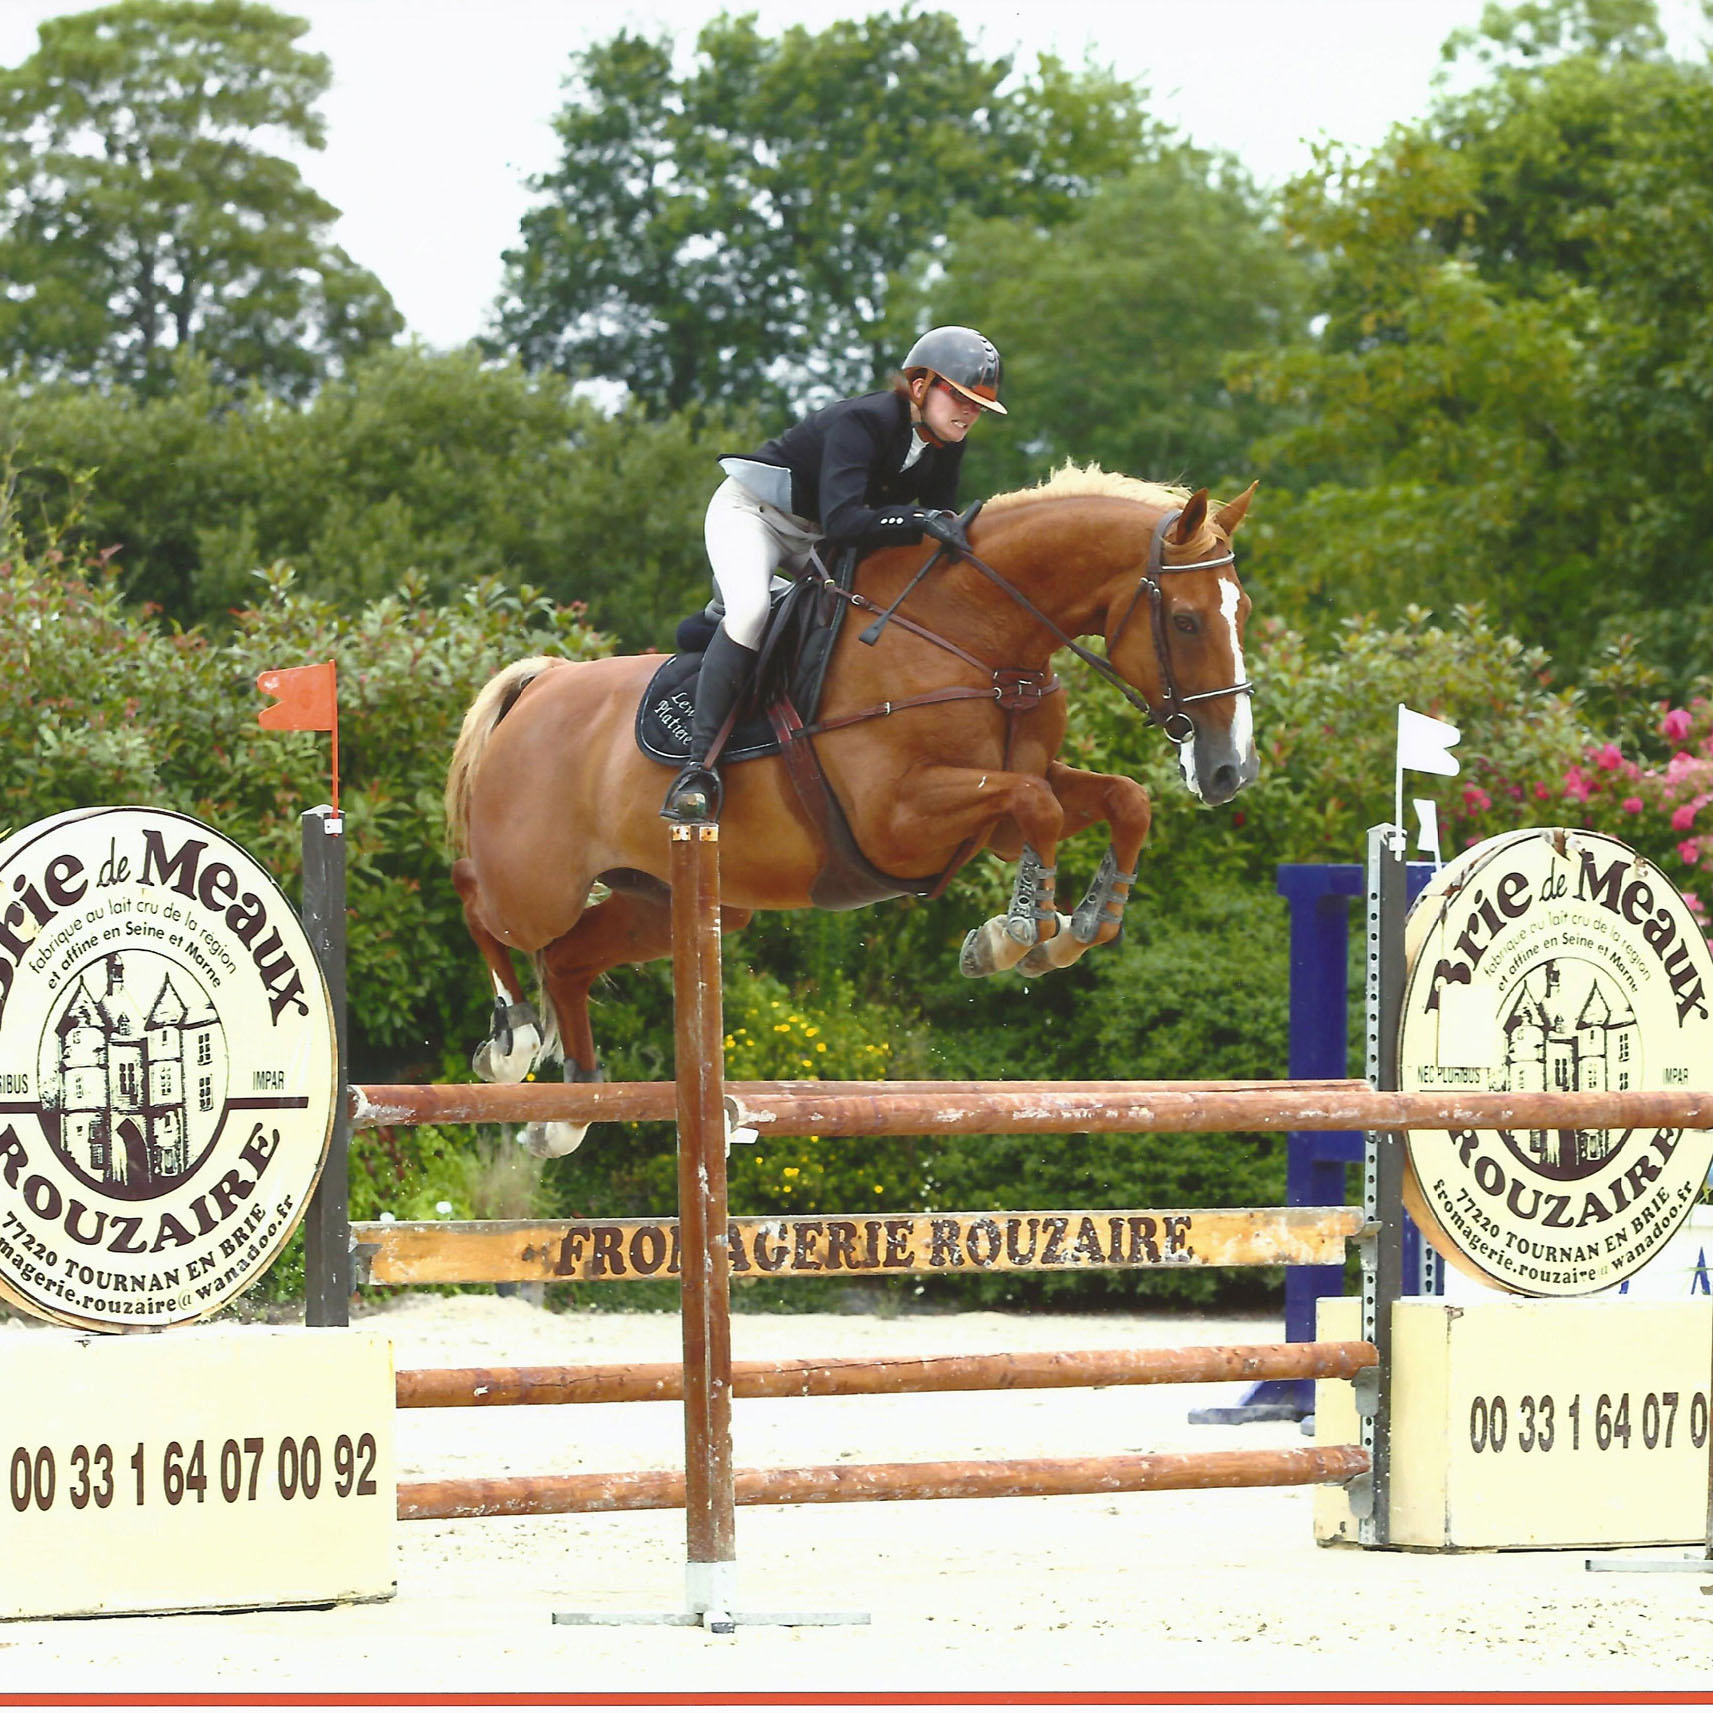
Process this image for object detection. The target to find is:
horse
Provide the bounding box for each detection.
[444,465,1259,1157]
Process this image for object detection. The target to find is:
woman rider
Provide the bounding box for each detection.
[661,325,1007,821]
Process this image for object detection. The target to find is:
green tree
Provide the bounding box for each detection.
[0,0,400,396]
[1237,0,1713,684]
[0,347,747,642]
[492,9,1157,414]
[915,148,1312,495]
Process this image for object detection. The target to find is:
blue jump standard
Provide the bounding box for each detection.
[1190,861,1439,1426]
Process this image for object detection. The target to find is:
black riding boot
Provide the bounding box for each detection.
[660,627,759,821]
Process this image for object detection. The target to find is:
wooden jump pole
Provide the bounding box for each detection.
[669,822,735,1627]
[399,1444,1371,1522]
[395,1339,1381,1410]
[348,1079,1713,1136]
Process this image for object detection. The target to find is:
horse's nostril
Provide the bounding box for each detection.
[1211,764,1238,799]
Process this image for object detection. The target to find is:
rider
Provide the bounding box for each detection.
[660,325,1007,821]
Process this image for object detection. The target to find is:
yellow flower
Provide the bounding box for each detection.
[815,1041,827,1053]
[783,1166,799,1178]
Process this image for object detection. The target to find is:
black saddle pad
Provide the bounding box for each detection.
[635,651,780,765]
[635,557,854,766]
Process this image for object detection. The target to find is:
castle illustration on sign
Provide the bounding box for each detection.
[1500,956,1638,1177]
[39,952,227,1196]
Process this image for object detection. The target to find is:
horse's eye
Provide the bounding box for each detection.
[1172,613,1199,635]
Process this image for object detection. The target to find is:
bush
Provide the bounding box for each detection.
[0,484,611,1079]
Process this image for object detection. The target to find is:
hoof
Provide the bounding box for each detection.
[520,1121,589,1159]
[960,916,1031,979]
[1014,914,1078,977]
[473,1020,542,1084]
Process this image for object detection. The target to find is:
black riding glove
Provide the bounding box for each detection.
[916,509,970,557]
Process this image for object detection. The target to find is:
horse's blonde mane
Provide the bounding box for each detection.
[982,462,1195,517]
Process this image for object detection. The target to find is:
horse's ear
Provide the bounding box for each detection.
[1213,480,1259,537]
[1168,489,1209,545]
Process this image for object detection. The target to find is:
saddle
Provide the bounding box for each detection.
[635,568,842,769]
[634,551,944,909]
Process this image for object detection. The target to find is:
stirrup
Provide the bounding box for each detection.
[660,762,723,823]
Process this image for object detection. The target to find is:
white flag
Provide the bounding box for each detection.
[1397,705,1460,777]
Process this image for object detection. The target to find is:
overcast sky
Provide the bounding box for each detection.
[1,0,1709,347]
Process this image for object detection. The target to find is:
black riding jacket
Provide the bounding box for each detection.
[744,388,964,548]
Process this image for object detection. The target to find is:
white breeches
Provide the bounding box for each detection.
[703,478,822,649]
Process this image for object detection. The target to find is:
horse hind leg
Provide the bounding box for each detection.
[520,890,754,1159]
[452,857,544,1082]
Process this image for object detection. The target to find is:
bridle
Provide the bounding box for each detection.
[808,503,1253,746]
[900,504,1253,744]
[1102,506,1254,743]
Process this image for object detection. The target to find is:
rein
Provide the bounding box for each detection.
[804,506,1252,745]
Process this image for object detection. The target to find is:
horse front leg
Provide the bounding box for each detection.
[1013,765,1151,977]
[870,764,1066,980]
[959,841,1064,978]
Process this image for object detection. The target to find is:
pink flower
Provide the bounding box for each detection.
[1662,708,1693,743]
[1683,891,1707,922]
[1679,839,1702,866]
[1668,751,1698,784]
[1462,785,1492,812]
[1563,767,1592,803]
[1593,743,1623,771]
[1673,803,1698,832]
[1622,796,1644,814]
[1508,784,1524,800]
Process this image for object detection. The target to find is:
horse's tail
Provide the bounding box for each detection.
[443,656,565,855]
[526,946,562,1063]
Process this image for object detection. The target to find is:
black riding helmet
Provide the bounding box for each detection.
[902,326,1007,416]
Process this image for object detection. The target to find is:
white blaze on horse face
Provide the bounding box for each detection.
[1220,577,1255,763]
[1177,734,1203,799]
[1175,574,1250,803]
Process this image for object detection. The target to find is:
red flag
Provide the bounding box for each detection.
[257,661,341,813]
[257,661,337,730]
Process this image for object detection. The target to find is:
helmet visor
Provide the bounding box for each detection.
[932,374,1008,417]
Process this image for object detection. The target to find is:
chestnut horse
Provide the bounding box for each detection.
[445,466,1258,1156]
